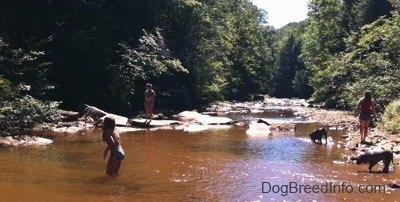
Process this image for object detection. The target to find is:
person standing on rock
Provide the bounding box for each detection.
[354,91,377,143]
[103,116,125,176]
[144,83,156,123]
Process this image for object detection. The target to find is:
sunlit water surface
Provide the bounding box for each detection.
[0,110,399,202]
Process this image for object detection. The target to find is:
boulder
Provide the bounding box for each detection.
[60,111,80,122]
[177,111,204,121]
[195,116,234,125]
[0,135,53,146]
[129,119,183,128]
[246,121,271,137]
[79,104,128,126]
[253,95,265,101]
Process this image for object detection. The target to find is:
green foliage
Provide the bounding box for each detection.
[300,0,349,105]
[272,32,312,98]
[332,8,400,112]
[1,0,399,119]
[0,38,50,98]
[292,69,313,99]
[352,0,393,30]
[108,28,187,109]
[270,21,312,99]
[159,0,275,104]
[0,78,12,101]
[381,100,400,132]
[301,0,346,72]
[0,82,62,136]
[0,37,61,135]
[300,0,398,114]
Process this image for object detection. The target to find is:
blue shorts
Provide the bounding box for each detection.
[359,112,372,121]
[111,150,125,160]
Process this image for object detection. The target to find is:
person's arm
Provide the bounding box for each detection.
[371,101,377,119]
[104,135,115,160]
[104,146,110,160]
[111,131,121,147]
[354,100,361,117]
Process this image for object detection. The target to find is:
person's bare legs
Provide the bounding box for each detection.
[363,120,371,141]
[106,155,120,176]
[359,120,366,141]
[114,160,122,175]
[145,105,150,121]
[148,105,154,122]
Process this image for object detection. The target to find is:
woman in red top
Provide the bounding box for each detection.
[354,91,377,143]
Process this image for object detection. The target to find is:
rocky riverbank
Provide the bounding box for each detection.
[207,98,400,156]
[295,105,400,155]
[1,98,400,155]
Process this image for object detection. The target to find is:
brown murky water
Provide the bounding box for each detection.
[0,110,399,202]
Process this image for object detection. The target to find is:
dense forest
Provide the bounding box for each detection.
[1,0,400,135]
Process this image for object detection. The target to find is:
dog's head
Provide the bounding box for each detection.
[350,154,367,165]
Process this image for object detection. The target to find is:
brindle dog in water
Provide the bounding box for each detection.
[352,150,396,173]
[309,128,327,144]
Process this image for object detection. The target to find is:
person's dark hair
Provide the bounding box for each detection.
[103,116,116,130]
[364,91,372,102]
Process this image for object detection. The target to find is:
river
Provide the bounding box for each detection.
[0,108,398,201]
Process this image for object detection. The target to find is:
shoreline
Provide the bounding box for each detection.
[296,106,400,155]
[1,98,400,155]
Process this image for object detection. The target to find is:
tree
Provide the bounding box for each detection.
[108,28,187,112]
[352,0,393,31]
[227,0,275,100]
[301,0,347,103]
[0,38,61,136]
[273,34,307,98]
[312,0,400,112]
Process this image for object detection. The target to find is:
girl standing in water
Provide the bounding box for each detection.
[103,116,125,176]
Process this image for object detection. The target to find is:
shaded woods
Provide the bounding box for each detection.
[2,0,400,135]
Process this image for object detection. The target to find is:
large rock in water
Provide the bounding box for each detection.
[177,110,235,124]
[176,110,205,121]
[79,103,128,126]
[0,136,53,146]
[246,121,271,137]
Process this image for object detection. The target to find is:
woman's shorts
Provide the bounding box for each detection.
[359,112,372,121]
[144,101,154,107]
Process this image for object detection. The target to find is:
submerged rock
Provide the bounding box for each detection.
[0,135,53,146]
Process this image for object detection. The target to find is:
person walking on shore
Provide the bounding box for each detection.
[354,91,377,143]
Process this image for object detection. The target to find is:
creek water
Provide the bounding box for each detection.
[0,109,399,202]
